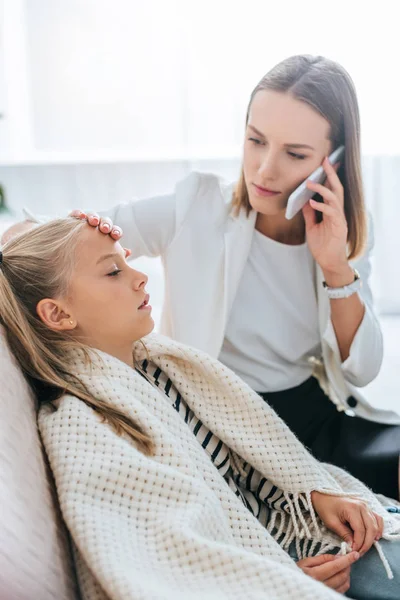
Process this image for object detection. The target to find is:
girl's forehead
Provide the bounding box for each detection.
[75,226,121,267]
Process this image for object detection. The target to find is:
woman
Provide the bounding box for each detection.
[7,55,400,499]
[0,217,400,600]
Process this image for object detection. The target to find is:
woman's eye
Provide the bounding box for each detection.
[248,137,264,146]
[288,152,306,160]
[107,269,122,277]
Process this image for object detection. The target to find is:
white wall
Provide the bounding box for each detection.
[2,0,400,160]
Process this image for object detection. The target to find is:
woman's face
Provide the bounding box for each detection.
[243,90,332,216]
[65,225,154,360]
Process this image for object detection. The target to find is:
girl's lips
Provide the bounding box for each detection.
[253,183,281,197]
[138,294,151,310]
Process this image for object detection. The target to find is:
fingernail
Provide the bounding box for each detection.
[102,224,110,231]
[353,552,360,560]
[112,228,120,236]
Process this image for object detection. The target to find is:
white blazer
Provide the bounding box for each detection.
[102,171,399,425]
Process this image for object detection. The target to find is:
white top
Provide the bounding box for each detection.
[219,229,321,392]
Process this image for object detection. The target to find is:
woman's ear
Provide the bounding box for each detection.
[36,298,76,331]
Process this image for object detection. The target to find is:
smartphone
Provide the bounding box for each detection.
[285,145,345,220]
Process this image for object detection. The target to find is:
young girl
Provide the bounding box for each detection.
[0,218,399,600]
[5,55,400,499]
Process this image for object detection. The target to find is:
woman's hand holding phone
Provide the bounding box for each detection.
[302,156,350,279]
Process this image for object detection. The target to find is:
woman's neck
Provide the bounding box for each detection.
[255,211,306,245]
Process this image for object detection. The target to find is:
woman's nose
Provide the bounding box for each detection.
[258,151,279,179]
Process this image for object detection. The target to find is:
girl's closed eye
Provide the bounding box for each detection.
[107,268,122,277]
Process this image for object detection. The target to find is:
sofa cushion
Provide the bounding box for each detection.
[0,326,78,600]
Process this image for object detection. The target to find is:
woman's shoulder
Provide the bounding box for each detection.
[177,171,236,208]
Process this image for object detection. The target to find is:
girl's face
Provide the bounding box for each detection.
[243,90,332,216]
[64,226,154,362]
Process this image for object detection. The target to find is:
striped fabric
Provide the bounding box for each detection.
[138,359,289,528]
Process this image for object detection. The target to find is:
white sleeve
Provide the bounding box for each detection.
[23,172,203,260]
[322,213,384,387]
[97,191,178,259]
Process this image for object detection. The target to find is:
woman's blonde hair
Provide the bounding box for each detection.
[0,219,153,455]
[232,54,367,260]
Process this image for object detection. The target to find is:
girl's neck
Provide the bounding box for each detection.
[89,340,135,368]
[255,211,306,245]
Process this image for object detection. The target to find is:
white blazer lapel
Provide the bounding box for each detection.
[316,264,330,337]
[222,209,257,337]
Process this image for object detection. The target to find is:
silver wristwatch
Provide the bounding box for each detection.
[322,268,362,299]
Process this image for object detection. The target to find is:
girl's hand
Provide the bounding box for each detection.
[297,552,359,594]
[302,158,349,275]
[69,209,123,240]
[311,491,384,555]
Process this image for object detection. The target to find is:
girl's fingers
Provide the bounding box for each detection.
[358,509,379,555]
[325,567,351,592]
[375,514,384,540]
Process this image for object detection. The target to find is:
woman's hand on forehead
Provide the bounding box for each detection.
[69,209,123,240]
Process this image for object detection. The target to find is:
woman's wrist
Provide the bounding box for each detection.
[322,264,354,288]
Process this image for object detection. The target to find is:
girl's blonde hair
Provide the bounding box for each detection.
[232,54,367,260]
[0,219,153,455]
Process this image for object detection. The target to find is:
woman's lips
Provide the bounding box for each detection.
[253,183,281,197]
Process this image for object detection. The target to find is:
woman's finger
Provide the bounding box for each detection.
[69,209,82,218]
[323,156,344,201]
[309,199,337,218]
[302,200,318,229]
[306,181,339,206]
[85,212,100,227]
[110,226,123,239]
[69,209,87,220]
[98,217,113,233]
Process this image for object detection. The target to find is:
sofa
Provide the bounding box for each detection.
[0,325,79,600]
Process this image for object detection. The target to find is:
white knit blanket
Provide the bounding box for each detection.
[39,334,400,600]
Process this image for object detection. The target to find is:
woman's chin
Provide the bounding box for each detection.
[248,194,287,216]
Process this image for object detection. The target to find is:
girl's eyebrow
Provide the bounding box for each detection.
[96,252,121,265]
[247,124,315,150]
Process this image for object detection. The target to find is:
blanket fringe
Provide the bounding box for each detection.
[269,491,396,580]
